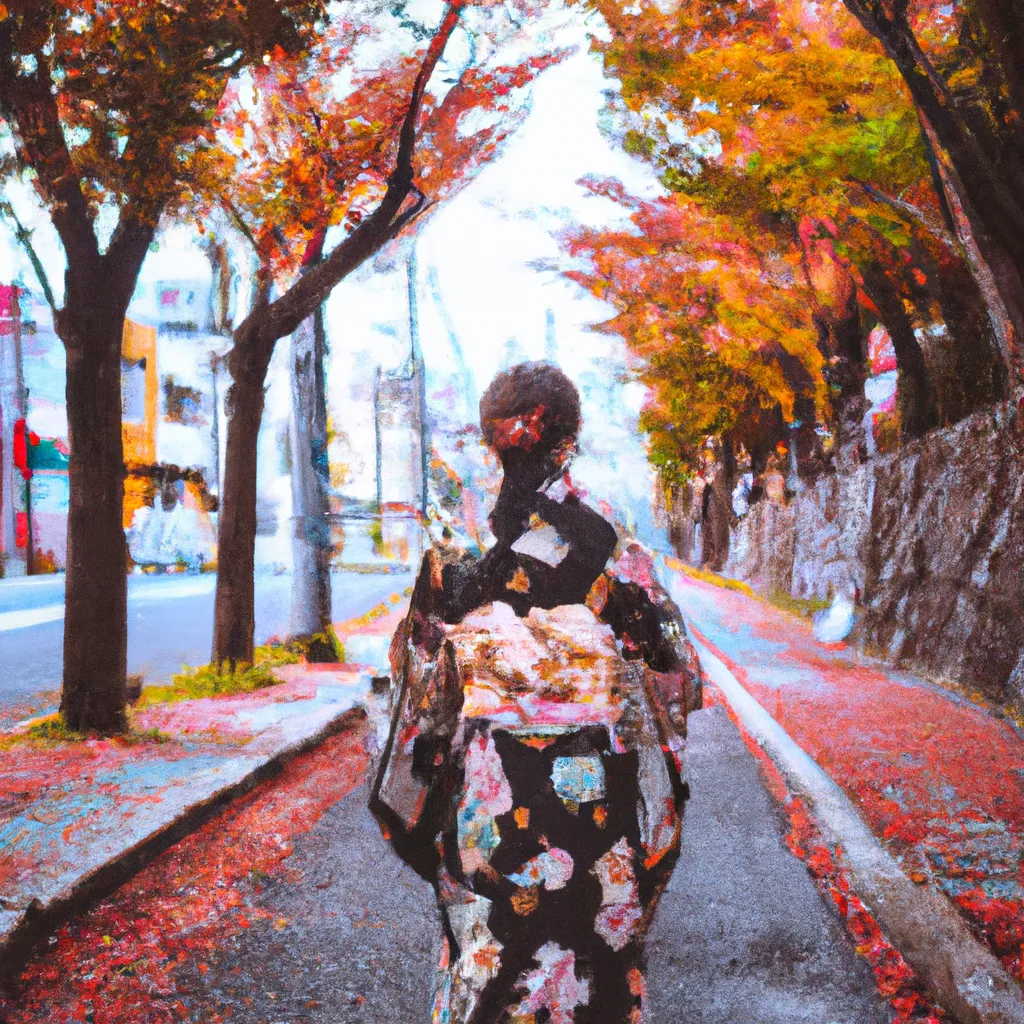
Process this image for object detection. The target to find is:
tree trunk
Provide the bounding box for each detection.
[847,5,1024,380]
[916,110,1024,386]
[813,299,869,468]
[930,252,1006,420]
[59,317,129,732]
[884,27,1024,271]
[968,0,1024,147]
[792,393,828,481]
[212,327,275,668]
[664,479,696,563]
[288,305,335,659]
[700,437,734,573]
[859,264,939,438]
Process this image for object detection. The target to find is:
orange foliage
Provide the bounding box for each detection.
[190,2,567,284]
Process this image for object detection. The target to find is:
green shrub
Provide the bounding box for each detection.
[765,589,831,621]
[137,640,301,707]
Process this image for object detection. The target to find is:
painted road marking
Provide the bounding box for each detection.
[0,604,65,632]
[0,577,217,632]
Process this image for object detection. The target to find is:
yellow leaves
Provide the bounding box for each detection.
[560,178,830,476]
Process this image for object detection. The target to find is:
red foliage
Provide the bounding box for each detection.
[687,575,1024,986]
[704,686,945,1022]
[199,3,568,283]
[2,724,371,1023]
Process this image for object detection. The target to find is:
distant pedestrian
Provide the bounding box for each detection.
[371,363,701,1023]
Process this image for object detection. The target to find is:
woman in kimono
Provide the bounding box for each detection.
[371,363,702,1024]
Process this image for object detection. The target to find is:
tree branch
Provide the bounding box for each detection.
[104,198,161,311]
[250,185,413,343]
[0,201,59,316]
[390,190,433,235]
[392,1,466,191]
[0,39,101,276]
[222,196,262,254]
[245,2,464,346]
[847,178,957,250]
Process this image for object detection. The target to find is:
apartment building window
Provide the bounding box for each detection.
[122,357,147,423]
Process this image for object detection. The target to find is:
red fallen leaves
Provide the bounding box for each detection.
[2,721,371,1024]
[690,576,1024,985]
[704,686,944,1023]
[750,668,1024,977]
[956,891,1024,979]
[0,737,209,896]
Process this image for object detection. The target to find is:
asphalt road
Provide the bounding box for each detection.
[1,702,890,1023]
[0,570,413,720]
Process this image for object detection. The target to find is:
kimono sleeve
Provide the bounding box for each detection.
[369,556,464,882]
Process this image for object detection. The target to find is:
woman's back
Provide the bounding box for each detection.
[374,591,685,1023]
[370,362,700,1022]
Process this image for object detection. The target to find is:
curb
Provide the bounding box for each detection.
[690,631,1024,1024]
[0,701,368,989]
[662,553,1024,738]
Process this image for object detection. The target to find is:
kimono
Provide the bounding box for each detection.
[371,540,702,1024]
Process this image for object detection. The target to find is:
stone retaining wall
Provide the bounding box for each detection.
[719,407,1024,705]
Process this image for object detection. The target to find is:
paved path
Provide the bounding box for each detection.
[664,567,1024,995]
[1,701,888,1023]
[9,566,1012,1021]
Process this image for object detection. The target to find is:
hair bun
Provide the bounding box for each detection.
[480,362,581,454]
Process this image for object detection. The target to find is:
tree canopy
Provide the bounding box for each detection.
[0,0,331,733]
[193,0,564,292]
[561,0,1008,482]
[203,0,568,667]
[0,0,326,294]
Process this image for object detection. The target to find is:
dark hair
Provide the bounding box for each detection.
[479,362,581,456]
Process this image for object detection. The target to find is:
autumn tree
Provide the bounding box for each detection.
[839,0,1024,378]
[194,0,563,667]
[573,0,1007,487]
[562,179,826,485]
[0,0,324,732]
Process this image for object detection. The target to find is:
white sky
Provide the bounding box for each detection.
[321,27,667,540]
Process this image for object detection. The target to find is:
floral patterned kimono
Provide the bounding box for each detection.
[371,543,702,1024]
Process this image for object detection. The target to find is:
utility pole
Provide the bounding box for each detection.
[373,365,384,514]
[209,353,221,496]
[0,285,29,576]
[205,238,234,500]
[407,249,430,518]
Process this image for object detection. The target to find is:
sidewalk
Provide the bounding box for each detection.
[662,562,1024,1008]
[0,595,409,982]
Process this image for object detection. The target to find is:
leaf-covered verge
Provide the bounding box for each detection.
[0,716,172,751]
[0,725,372,1023]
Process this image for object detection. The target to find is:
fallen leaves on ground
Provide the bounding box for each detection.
[1,719,371,1024]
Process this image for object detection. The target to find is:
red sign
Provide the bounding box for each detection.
[0,283,18,336]
[15,512,29,548]
[0,284,17,318]
[13,418,40,481]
